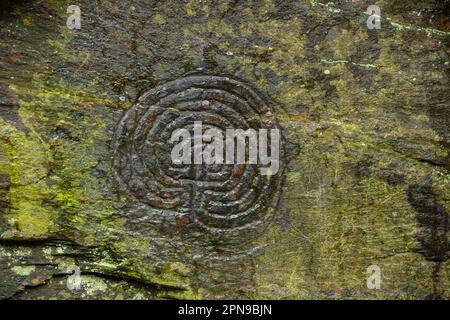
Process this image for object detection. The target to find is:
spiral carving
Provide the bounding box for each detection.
[112,76,284,240]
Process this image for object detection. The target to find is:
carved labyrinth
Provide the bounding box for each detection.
[112,76,284,240]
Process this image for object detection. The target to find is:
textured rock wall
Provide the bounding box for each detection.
[0,0,449,299]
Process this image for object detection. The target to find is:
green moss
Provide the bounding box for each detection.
[3,1,118,244]
[1,0,447,299]
[153,14,166,25]
[7,75,118,242]
[0,118,53,237]
[112,237,193,291]
[158,286,202,300]
[21,15,33,28]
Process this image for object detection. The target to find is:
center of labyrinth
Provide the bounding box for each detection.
[112,76,284,240]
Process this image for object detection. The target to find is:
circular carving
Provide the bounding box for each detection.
[112,76,284,240]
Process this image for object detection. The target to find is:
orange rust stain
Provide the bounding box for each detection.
[236,164,246,176]
[9,50,23,63]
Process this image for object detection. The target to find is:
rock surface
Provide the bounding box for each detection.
[0,0,449,299]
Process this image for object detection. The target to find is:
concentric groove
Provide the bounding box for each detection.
[112,76,284,240]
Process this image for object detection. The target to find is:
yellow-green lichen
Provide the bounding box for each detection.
[0,118,53,237]
[12,265,36,276]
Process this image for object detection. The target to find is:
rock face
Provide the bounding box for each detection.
[0,0,448,300]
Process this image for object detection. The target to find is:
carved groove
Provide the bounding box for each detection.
[112,76,284,241]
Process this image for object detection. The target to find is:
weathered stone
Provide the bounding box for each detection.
[0,0,448,299]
